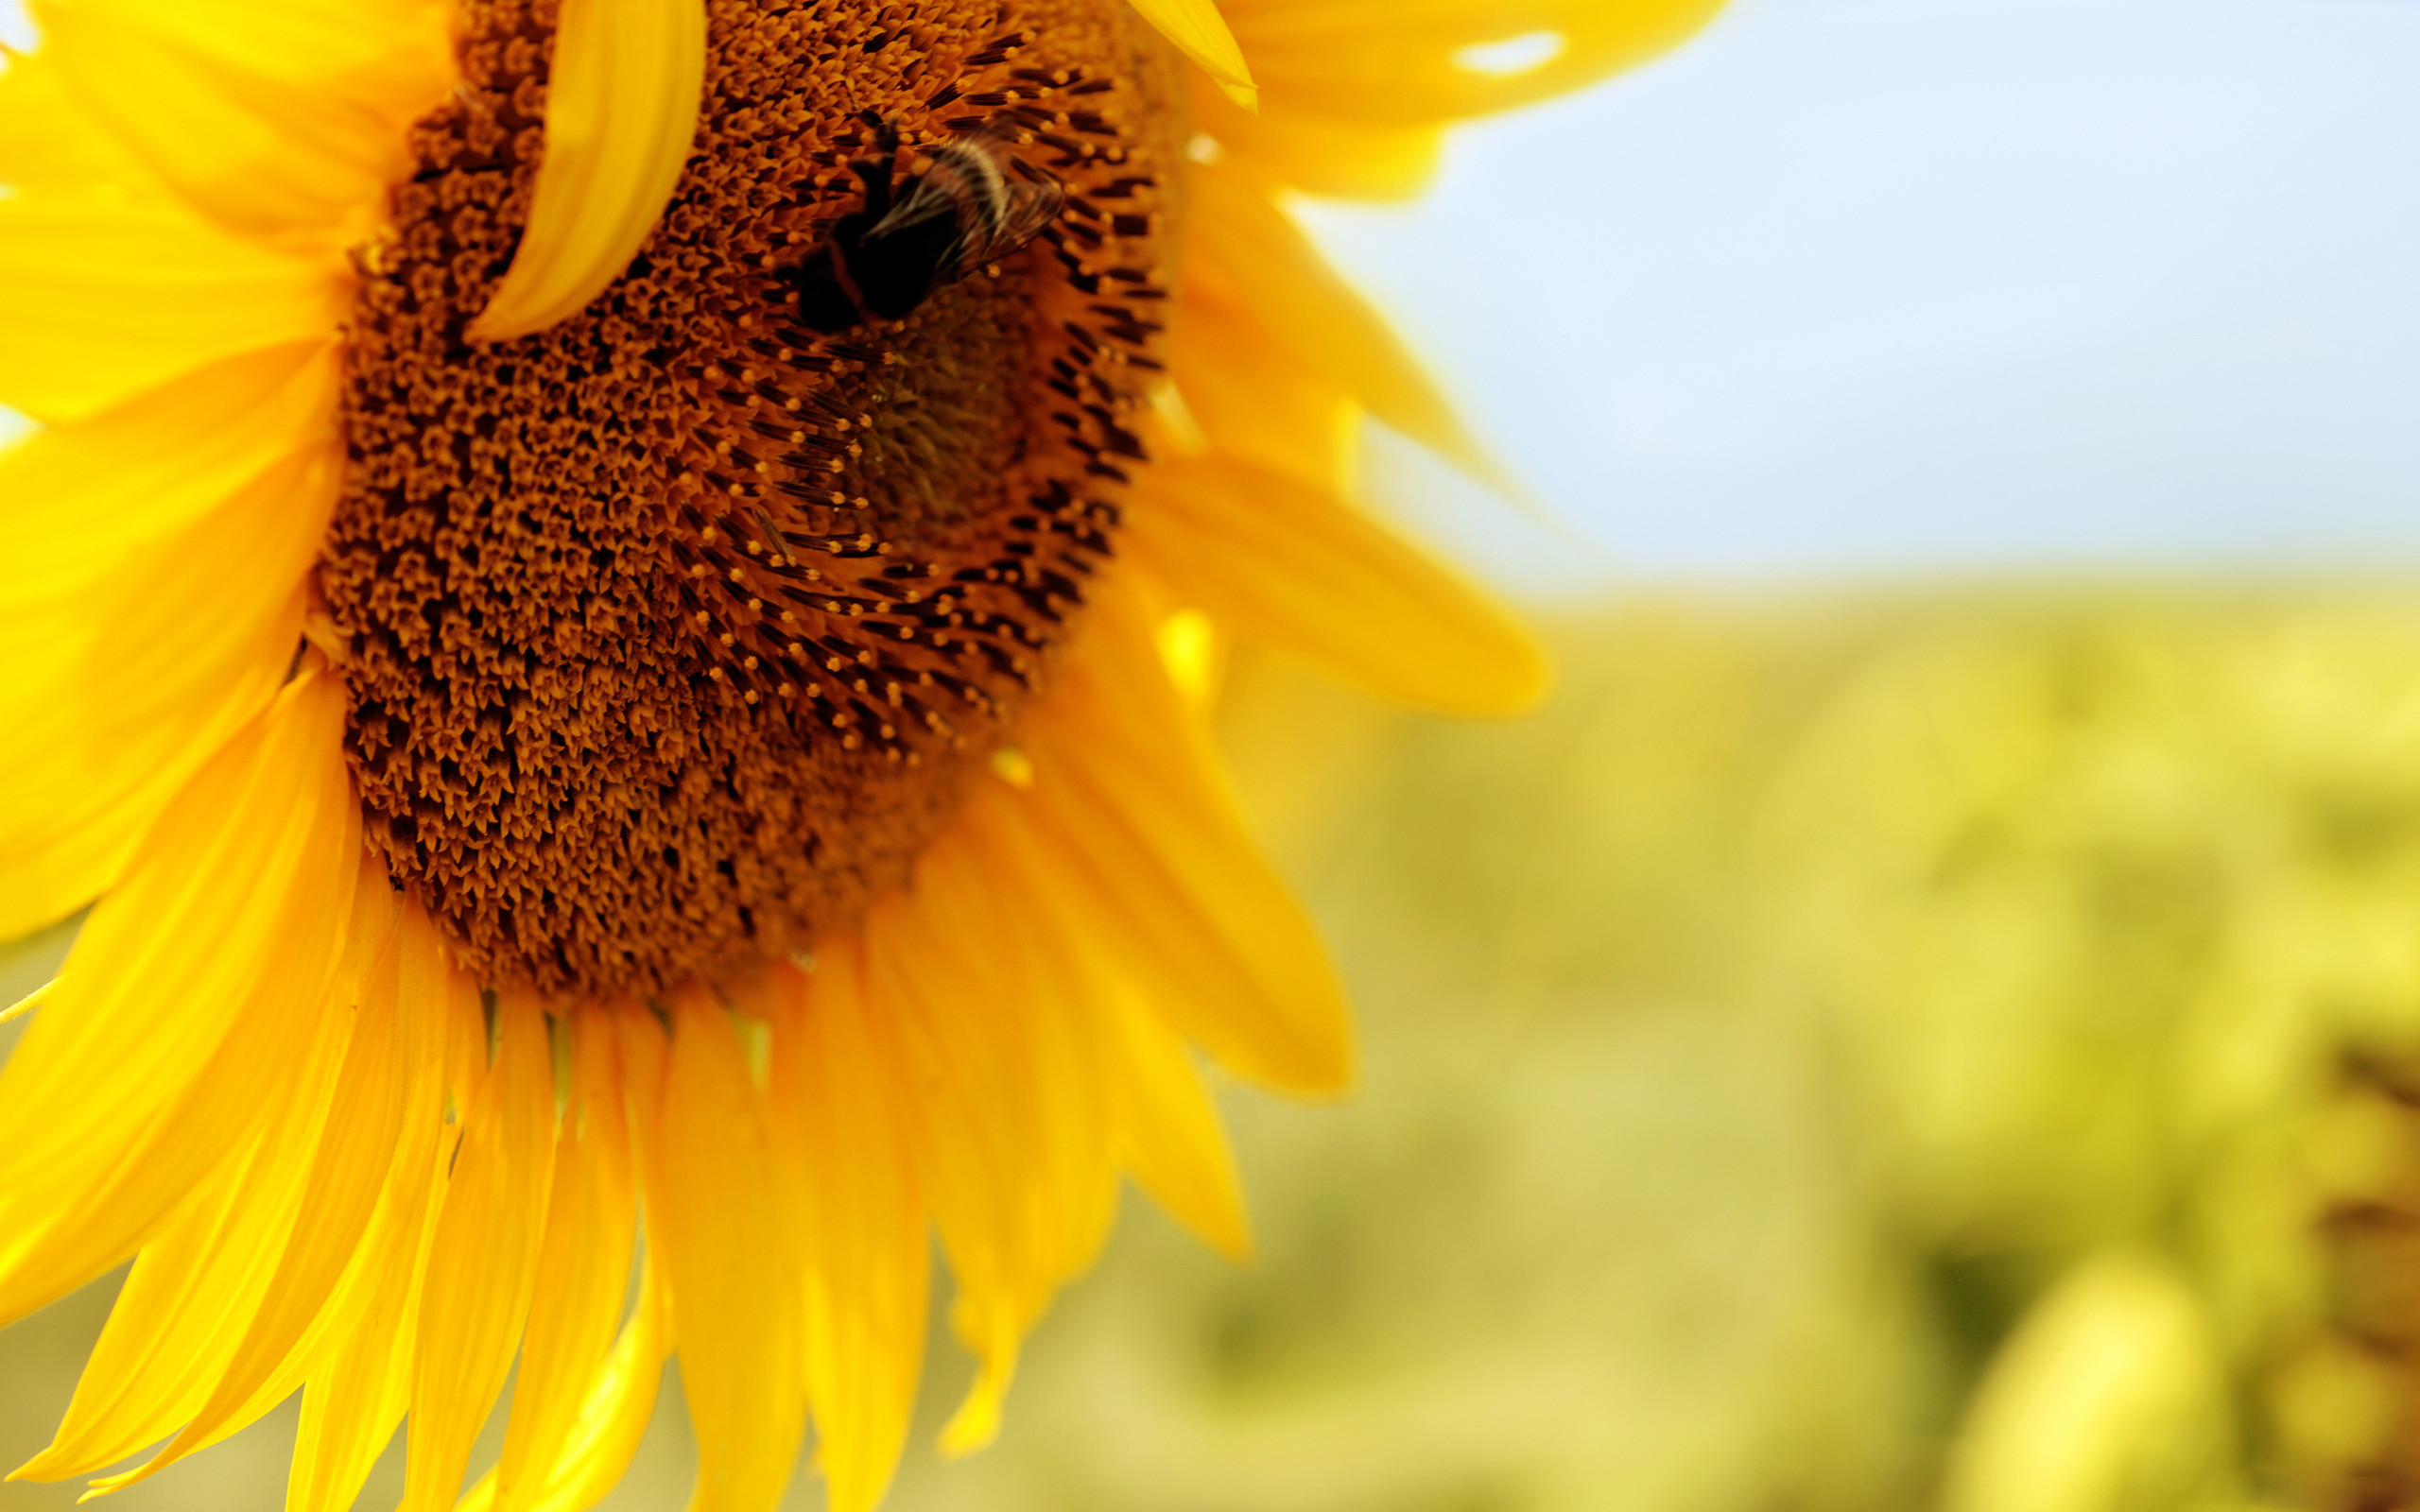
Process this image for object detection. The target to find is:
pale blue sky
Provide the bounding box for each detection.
[1296,0,2420,591]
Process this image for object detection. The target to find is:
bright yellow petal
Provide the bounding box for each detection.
[292,1330,416,1512]
[1191,80,1443,199]
[0,352,340,939]
[935,1329,1019,1462]
[0,340,337,594]
[34,0,450,244]
[0,151,342,424]
[910,831,1121,1286]
[19,872,396,1489]
[400,993,559,1512]
[455,1262,671,1512]
[286,1176,441,1512]
[763,956,928,1512]
[1012,574,1354,1094]
[96,892,441,1490]
[286,925,464,1512]
[1183,163,1502,490]
[492,1009,638,1512]
[863,910,1034,1460]
[856,837,1122,1460]
[1167,308,1357,489]
[630,995,808,1512]
[1097,968,1252,1260]
[1223,0,1729,124]
[14,1132,281,1484]
[1122,0,1257,109]
[1128,455,1547,713]
[467,0,705,342]
[69,0,455,90]
[0,44,153,192]
[0,663,360,1328]
[951,789,1253,1260]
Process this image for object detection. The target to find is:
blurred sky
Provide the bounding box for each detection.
[1297,0,2420,591]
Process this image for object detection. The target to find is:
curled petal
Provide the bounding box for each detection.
[466,0,706,342]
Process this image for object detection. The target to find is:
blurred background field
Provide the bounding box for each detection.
[19,590,2420,1510]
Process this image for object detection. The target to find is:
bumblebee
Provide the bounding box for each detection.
[783,121,1064,334]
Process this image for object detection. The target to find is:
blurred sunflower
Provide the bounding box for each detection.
[0,0,1718,1508]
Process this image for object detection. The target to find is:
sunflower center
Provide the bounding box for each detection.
[322,0,1184,997]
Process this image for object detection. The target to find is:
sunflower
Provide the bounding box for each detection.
[0,0,1720,1508]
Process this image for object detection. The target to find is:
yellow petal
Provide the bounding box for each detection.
[0,44,155,193]
[285,927,464,1512]
[936,1332,1019,1462]
[455,1262,671,1512]
[0,352,340,939]
[1191,79,1443,199]
[764,957,928,1512]
[1223,0,1729,124]
[286,1183,439,1512]
[492,1009,638,1512]
[466,0,706,342]
[19,873,397,1488]
[856,843,1119,1460]
[97,892,441,1490]
[67,0,455,90]
[34,0,450,244]
[630,995,808,1512]
[1121,0,1257,110]
[0,340,337,597]
[1182,163,1503,490]
[951,791,1252,1259]
[1128,455,1548,713]
[292,1339,415,1512]
[14,1136,277,1484]
[865,908,1040,1454]
[0,161,342,423]
[1012,575,1354,1094]
[400,993,559,1512]
[1098,970,1252,1260]
[0,664,360,1328]
[1167,310,1357,489]
[908,834,1120,1285]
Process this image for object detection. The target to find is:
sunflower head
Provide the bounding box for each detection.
[331,0,1187,998]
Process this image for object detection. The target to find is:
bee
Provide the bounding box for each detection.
[783,119,1064,334]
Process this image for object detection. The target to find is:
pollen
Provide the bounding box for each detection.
[321,0,1184,995]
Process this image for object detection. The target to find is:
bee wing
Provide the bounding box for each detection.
[985,177,1065,261]
[861,138,1063,268]
[863,173,964,241]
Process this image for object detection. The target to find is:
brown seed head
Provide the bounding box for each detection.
[320,0,1184,996]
